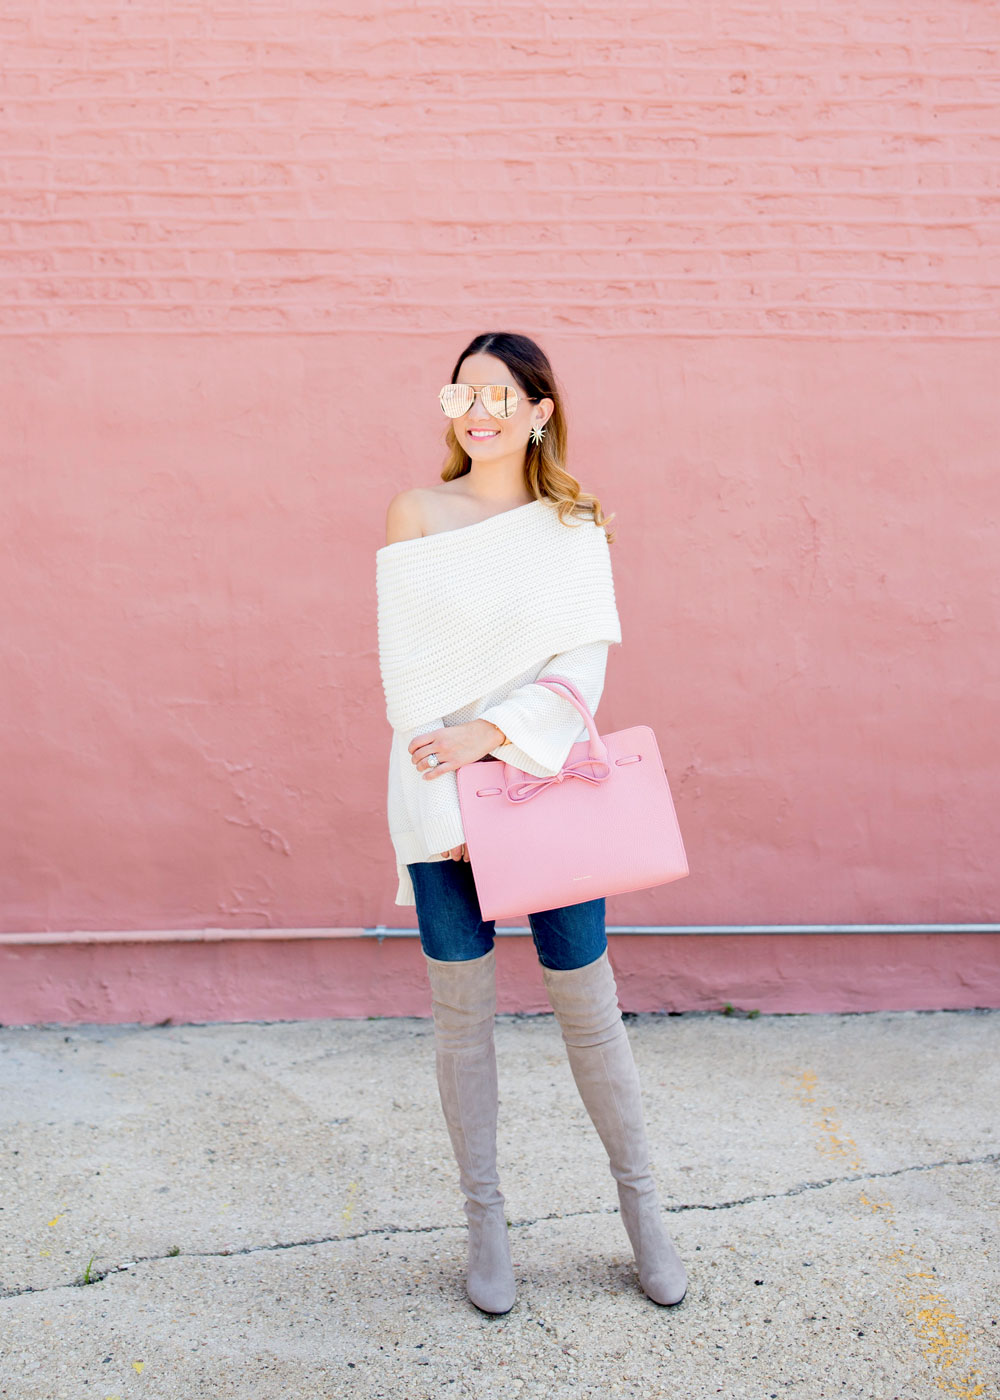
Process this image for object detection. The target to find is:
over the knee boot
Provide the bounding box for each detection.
[541,949,687,1306]
[424,947,516,1315]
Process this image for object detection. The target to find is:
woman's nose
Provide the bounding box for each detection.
[466,393,493,422]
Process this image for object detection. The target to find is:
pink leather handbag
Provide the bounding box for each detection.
[455,675,689,920]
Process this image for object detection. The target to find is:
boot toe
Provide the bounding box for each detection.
[467,1276,516,1314]
[639,1262,688,1306]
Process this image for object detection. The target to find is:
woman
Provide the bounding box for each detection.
[375,331,687,1315]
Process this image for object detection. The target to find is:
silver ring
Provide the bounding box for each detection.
[426,752,440,768]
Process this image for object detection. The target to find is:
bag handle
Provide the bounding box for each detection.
[497,674,612,801]
[530,674,609,765]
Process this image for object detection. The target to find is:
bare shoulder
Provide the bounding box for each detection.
[385,483,473,544]
[384,488,431,546]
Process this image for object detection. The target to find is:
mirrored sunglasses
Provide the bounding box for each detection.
[439,383,532,420]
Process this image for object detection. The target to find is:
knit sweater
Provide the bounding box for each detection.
[376,496,622,906]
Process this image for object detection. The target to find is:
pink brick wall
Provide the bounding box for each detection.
[2,5,999,336]
[2,4,998,970]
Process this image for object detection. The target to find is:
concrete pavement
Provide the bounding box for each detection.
[1,1003,997,1399]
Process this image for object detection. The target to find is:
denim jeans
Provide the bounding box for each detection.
[407,857,607,970]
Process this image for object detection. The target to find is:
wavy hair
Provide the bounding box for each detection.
[440,331,617,544]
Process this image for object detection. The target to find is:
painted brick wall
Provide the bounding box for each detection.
[1,5,999,335]
[2,2,998,936]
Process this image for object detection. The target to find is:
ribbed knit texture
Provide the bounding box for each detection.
[376,498,621,731]
[376,496,622,907]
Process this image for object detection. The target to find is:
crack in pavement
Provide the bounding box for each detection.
[2,1150,996,1302]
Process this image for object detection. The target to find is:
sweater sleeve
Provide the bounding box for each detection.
[477,640,610,778]
[400,718,467,856]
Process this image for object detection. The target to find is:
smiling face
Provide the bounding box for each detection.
[451,351,553,460]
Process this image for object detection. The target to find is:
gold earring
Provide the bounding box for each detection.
[530,423,546,446]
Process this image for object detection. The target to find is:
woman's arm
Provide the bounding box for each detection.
[399,642,610,856]
[477,641,611,778]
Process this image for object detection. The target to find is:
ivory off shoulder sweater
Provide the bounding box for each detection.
[376,497,622,906]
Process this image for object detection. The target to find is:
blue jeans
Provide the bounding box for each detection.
[407,857,607,971]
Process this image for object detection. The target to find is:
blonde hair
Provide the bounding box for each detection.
[439,331,617,544]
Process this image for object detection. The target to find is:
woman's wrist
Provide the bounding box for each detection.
[479,719,508,749]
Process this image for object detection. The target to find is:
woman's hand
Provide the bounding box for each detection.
[440,843,470,861]
[410,720,505,865]
[408,719,505,781]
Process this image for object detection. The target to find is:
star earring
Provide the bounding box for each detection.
[529,423,547,446]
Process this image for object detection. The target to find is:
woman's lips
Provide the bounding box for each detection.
[468,429,499,439]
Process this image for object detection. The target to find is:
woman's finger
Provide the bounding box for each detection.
[422,761,454,779]
[414,742,452,775]
[408,731,443,758]
[411,744,445,767]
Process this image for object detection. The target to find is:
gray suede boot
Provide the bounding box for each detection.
[541,950,688,1306]
[424,947,516,1315]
